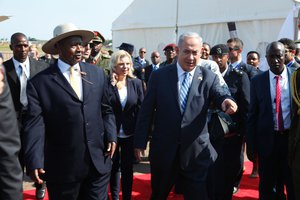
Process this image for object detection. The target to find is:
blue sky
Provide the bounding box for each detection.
[0,0,134,40]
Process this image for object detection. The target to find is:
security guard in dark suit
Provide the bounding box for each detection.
[208,44,250,200]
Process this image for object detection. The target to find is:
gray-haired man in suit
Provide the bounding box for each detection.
[134,32,237,200]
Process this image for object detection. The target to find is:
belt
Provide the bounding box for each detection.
[274,129,289,135]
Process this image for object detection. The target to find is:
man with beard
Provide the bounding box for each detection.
[278,38,300,73]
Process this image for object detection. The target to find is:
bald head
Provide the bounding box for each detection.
[266,41,285,75]
[266,42,285,56]
[151,51,161,65]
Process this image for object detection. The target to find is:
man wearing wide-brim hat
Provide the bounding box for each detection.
[23,23,117,200]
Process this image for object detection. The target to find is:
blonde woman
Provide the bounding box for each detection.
[108,50,144,200]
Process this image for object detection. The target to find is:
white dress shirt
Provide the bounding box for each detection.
[13,57,30,78]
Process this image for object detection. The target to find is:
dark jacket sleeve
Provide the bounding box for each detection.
[236,72,250,136]
[0,73,23,200]
[101,73,117,143]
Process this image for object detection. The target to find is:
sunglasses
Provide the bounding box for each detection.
[228,47,240,51]
[140,51,146,53]
[84,43,94,49]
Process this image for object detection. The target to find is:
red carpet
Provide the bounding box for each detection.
[23,161,259,200]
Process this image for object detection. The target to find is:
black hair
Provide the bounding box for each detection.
[10,32,27,45]
[278,38,296,51]
[247,51,260,59]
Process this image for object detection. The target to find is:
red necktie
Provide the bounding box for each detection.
[275,75,284,131]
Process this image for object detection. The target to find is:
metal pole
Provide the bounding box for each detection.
[175,0,179,42]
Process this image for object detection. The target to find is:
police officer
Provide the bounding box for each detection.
[208,44,250,200]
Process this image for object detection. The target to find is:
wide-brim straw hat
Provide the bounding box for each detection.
[42,23,94,55]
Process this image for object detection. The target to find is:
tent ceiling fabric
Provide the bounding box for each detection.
[112,0,294,30]
[112,0,296,64]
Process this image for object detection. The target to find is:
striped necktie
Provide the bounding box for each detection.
[179,72,191,113]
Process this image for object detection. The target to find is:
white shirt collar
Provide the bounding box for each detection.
[57,59,80,73]
[13,57,30,78]
[268,65,288,80]
[152,63,160,68]
[230,59,242,68]
[221,65,229,77]
[176,62,197,78]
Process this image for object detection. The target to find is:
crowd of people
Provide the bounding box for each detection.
[0,22,300,200]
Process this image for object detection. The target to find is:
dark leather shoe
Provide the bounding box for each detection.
[35,182,46,199]
[233,186,239,194]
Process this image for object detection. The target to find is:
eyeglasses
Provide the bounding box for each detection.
[285,49,292,54]
[228,47,240,51]
[151,56,160,58]
[84,43,94,49]
[140,51,146,53]
[92,41,102,46]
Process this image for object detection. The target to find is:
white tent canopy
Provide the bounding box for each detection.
[112,0,297,61]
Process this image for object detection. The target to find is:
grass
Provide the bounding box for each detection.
[0,43,11,52]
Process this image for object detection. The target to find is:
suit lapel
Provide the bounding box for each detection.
[29,58,38,78]
[286,67,294,119]
[50,64,80,100]
[6,59,19,84]
[167,64,180,111]
[263,72,273,113]
[123,78,132,111]
[80,63,93,102]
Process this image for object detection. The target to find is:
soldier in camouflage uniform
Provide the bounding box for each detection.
[86,31,111,75]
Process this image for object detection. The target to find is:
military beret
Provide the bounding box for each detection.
[210,44,229,55]
[163,43,177,51]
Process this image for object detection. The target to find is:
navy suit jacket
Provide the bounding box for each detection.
[108,77,144,136]
[223,67,250,135]
[144,64,154,84]
[247,67,293,156]
[134,64,232,170]
[23,61,117,182]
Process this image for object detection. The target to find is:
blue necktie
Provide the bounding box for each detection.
[179,72,191,113]
[19,65,28,107]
